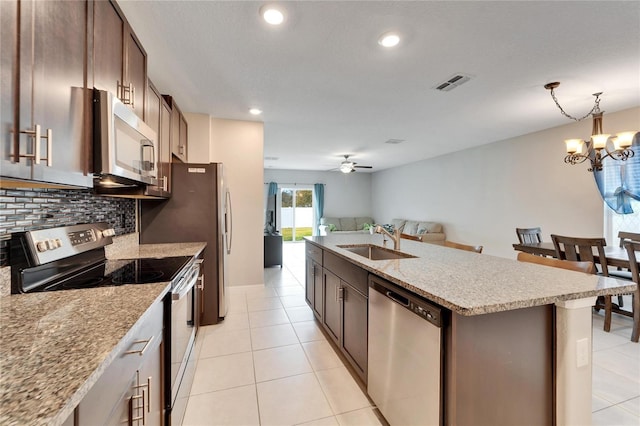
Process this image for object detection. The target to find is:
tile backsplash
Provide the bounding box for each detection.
[0,187,136,267]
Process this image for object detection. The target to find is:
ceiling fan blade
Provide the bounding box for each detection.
[354,165,372,169]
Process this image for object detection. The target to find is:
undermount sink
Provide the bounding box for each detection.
[337,244,417,260]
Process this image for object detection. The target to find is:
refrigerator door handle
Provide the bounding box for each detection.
[225,190,233,254]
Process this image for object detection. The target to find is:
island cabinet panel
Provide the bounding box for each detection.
[305,242,369,384]
[341,282,368,381]
[305,242,323,319]
[323,251,368,295]
[322,269,342,344]
[444,304,553,425]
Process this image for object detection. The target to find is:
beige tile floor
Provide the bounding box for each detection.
[182,243,640,425]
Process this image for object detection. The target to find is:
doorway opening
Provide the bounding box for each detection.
[280,187,313,242]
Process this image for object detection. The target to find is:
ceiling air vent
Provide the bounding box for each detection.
[434,74,472,92]
[384,139,405,145]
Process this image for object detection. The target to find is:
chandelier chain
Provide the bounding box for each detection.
[549,88,601,122]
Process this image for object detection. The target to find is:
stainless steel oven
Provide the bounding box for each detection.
[167,256,202,425]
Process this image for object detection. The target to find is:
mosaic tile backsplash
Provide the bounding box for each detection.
[0,188,136,266]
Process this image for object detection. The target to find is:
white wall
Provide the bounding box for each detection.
[184,112,211,162]
[209,118,264,287]
[263,169,373,219]
[372,107,640,259]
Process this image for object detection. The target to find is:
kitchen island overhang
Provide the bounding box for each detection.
[305,234,635,425]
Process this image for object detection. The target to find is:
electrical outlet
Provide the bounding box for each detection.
[576,338,589,368]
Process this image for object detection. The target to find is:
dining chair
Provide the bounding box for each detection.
[444,240,483,253]
[608,231,640,279]
[551,234,614,331]
[608,231,640,305]
[516,252,595,274]
[622,240,640,342]
[516,227,543,245]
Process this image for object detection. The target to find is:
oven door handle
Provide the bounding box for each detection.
[172,263,199,301]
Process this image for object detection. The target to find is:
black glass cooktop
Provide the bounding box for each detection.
[39,256,192,292]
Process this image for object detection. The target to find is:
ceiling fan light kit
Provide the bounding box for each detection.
[544,81,637,172]
[338,155,373,173]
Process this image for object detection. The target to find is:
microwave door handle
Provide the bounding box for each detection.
[140,140,155,171]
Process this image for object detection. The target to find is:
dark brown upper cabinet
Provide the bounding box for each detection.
[145,80,172,197]
[162,95,188,163]
[93,0,146,120]
[0,0,93,188]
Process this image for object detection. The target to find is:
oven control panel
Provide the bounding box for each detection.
[24,223,116,265]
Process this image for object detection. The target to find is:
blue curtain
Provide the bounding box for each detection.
[593,135,640,214]
[313,183,324,236]
[267,182,278,196]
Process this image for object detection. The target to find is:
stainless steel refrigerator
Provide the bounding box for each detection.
[140,163,231,325]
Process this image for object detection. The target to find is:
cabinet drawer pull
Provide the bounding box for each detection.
[124,336,153,356]
[19,125,52,166]
[131,390,146,424]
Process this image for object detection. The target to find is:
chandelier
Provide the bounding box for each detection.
[544,82,636,172]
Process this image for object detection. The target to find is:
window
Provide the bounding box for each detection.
[604,200,640,244]
[280,187,313,242]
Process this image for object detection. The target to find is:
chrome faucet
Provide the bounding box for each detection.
[374,225,401,251]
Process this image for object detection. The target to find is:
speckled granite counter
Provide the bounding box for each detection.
[0,242,205,426]
[306,234,636,316]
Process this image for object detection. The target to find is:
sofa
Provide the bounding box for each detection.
[392,218,446,245]
[319,216,445,245]
[319,216,375,235]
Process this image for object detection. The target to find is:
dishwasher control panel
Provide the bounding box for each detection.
[409,300,441,327]
[370,276,443,328]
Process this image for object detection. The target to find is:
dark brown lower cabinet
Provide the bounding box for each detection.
[77,299,164,425]
[305,257,323,320]
[321,268,368,383]
[341,282,368,379]
[322,269,341,344]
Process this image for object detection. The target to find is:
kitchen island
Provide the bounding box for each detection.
[305,234,636,425]
[0,242,205,426]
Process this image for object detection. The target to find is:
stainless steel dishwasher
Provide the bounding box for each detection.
[368,275,443,426]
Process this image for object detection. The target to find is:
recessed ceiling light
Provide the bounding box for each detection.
[249,108,263,115]
[260,5,285,25]
[378,32,400,48]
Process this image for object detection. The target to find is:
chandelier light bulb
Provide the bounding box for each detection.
[378,32,400,48]
[565,139,583,154]
[591,134,610,150]
[615,131,636,148]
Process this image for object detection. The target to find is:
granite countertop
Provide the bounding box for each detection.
[307,234,637,316]
[0,242,206,426]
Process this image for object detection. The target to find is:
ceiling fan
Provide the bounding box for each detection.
[337,155,373,173]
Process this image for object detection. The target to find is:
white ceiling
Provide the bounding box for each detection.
[119,1,640,173]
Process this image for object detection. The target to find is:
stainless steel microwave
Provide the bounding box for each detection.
[93,89,158,187]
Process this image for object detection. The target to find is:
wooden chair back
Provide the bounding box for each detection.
[444,240,483,253]
[516,227,542,244]
[618,231,640,248]
[516,252,595,274]
[622,241,639,342]
[400,233,421,242]
[550,234,609,276]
